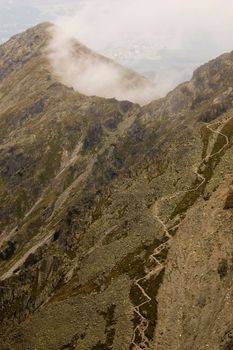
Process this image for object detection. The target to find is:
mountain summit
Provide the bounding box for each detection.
[0,22,158,105]
[0,23,233,350]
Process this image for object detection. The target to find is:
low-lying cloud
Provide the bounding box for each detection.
[48,25,158,105]
[48,0,233,102]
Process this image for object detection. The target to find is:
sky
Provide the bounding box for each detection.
[0,0,80,43]
[1,0,233,95]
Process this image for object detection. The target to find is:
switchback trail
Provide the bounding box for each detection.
[130,116,232,349]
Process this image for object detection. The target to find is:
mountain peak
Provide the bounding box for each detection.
[0,22,158,104]
[0,22,52,81]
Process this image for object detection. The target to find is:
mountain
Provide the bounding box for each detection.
[0,22,158,105]
[0,23,233,350]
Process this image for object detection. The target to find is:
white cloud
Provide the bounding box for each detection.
[55,0,233,53]
[49,0,233,99]
[48,25,158,104]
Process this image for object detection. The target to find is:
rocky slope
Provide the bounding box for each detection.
[0,23,233,350]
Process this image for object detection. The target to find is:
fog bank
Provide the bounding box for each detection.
[48,0,233,99]
[48,25,158,105]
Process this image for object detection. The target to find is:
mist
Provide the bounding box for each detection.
[48,0,233,102]
[48,25,158,105]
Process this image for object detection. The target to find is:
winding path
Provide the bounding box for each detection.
[0,115,231,336]
[130,116,232,349]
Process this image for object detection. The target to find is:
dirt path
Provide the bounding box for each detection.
[130,116,232,349]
